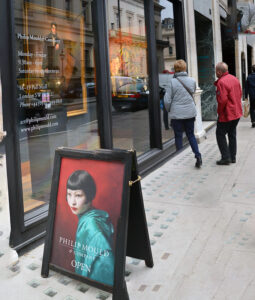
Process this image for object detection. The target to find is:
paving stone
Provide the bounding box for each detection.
[76,284,90,293]
[27,279,40,288]
[96,292,110,299]
[58,276,72,286]
[8,263,20,273]
[43,287,58,297]
[1,121,255,300]
[27,263,40,271]
[64,296,78,300]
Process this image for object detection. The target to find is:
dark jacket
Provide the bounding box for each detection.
[214,72,242,122]
[245,72,255,99]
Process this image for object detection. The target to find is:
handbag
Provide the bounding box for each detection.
[243,98,250,118]
[176,77,196,105]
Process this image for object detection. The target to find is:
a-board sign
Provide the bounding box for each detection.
[41,148,153,299]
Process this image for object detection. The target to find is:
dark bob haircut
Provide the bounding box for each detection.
[66,170,96,203]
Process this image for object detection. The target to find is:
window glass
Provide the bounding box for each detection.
[195,11,216,120]
[107,0,150,155]
[155,0,175,143]
[15,0,99,215]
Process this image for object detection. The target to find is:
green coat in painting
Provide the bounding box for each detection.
[74,208,115,286]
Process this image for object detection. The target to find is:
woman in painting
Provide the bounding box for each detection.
[66,170,114,286]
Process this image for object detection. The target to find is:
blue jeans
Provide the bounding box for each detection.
[171,118,201,158]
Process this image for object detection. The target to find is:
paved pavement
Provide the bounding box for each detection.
[1,118,255,300]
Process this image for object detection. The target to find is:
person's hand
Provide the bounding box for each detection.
[159,87,166,99]
[55,44,59,50]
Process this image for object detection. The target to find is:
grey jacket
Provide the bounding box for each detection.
[164,72,197,119]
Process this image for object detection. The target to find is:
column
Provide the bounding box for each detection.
[0,73,6,143]
[212,0,222,64]
[0,73,18,269]
[183,0,206,142]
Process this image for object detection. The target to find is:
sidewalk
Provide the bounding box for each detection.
[1,118,255,300]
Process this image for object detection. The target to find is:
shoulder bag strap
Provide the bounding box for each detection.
[176,77,195,104]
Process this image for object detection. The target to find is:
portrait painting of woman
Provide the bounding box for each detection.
[48,155,125,289]
[65,169,115,286]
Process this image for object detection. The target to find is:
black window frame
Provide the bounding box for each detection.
[0,0,186,250]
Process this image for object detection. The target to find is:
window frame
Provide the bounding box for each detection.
[0,0,113,250]
[1,0,186,250]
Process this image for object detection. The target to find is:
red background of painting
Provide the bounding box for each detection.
[50,157,125,272]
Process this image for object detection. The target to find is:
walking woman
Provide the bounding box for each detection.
[164,59,202,168]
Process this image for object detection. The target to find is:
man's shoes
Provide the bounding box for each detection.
[216,159,230,165]
[231,158,236,163]
[195,156,202,168]
[252,123,255,128]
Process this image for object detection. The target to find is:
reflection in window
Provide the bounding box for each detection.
[115,12,120,29]
[46,0,52,14]
[155,0,176,143]
[128,16,132,33]
[15,0,99,214]
[169,45,173,55]
[139,19,143,36]
[107,0,150,155]
[65,0,71,11]
[65,0,72,17]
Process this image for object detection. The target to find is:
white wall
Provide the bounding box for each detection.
[194,0,213,20]
[212,0,223,66]
[183,0,206,140]
[235,34,248,87]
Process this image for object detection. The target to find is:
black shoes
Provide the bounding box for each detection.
[216,158,236,165]
[195,156,202,168]
[252,123,255,128]
[216,159,230,165]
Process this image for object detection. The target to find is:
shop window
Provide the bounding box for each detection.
[107,0,150,155]
[126,16,130,33]
[65,0,72,17]
[155,0,176,143]
[195,11,217,120]
[15,0,99,215]
[65,0,71,11]
[46,0,52,14]
[115,12,120,29]
[139,19,143,36]
[169,45,173,55]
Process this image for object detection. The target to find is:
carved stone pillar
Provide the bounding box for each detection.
[194,88,206,142]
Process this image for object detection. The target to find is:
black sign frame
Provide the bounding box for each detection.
[41,148,153,299]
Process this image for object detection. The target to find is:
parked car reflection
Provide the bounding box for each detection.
[60,80,96,99]
[112,80,149,111]
[112,77,169,112]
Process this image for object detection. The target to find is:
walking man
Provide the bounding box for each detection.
[214,62,243,165]
[245,65,255,128]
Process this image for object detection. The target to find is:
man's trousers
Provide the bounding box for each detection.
[216,118,240,161]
